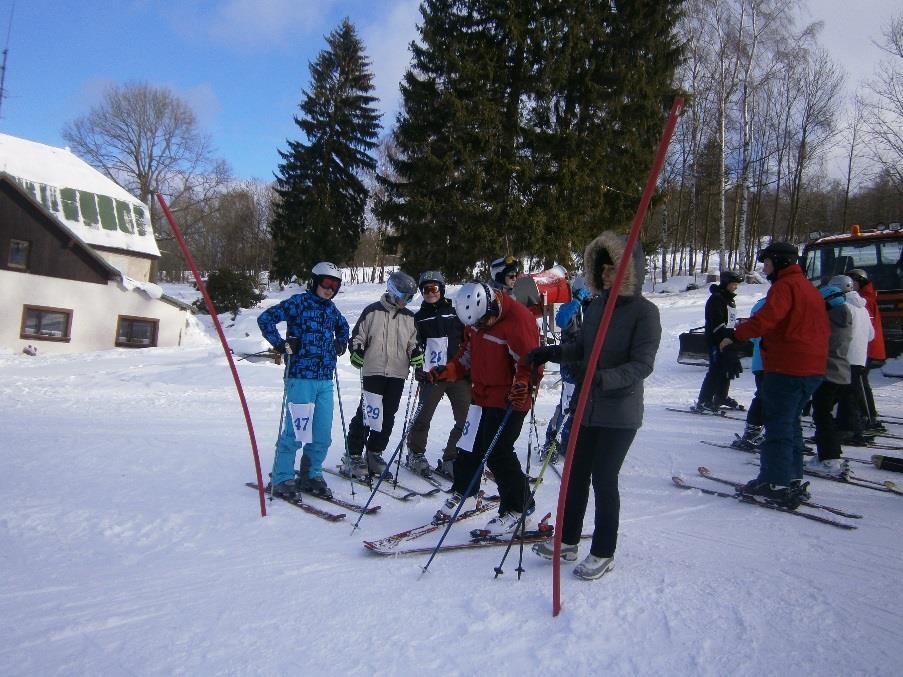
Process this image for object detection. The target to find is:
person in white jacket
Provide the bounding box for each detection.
[835,275,874,444]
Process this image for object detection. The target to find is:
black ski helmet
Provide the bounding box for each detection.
[756,241,799,272]
[418,270,446,297]
[720,270,743,286]
[490,256,521,285]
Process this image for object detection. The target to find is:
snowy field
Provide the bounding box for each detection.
[2,277,902,676]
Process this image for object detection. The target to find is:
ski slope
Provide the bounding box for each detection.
[2,278,901,675]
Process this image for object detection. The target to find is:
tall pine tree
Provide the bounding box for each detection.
[270,19,380,282]
[377,1,683,278]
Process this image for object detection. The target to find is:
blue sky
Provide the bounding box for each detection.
[0,0,420,182]
[0,0,897,183]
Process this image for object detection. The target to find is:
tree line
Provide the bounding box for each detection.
[61,1,902,286]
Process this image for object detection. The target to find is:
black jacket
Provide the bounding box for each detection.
[560,231,661,430]
[704,284,736,347]
[414,297,464,367]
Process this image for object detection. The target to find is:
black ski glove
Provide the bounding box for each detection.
[720,346,743,379]
[334,339,347,356]
[526,345,561,366]
[279,337,300,355]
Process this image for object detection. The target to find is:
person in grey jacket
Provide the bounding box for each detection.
[526,230,661,580]
[342,272,422,478]
[807,279,854,475]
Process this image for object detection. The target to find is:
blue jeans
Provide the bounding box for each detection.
[272,378,334,484]
[758,373,823,486]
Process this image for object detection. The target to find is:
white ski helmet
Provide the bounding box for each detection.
[455,281,497,326]
[309,261,342,292]
[386,271,418,303]
[828,275,854,293]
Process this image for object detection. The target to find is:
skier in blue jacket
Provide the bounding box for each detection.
[258,262,350,499]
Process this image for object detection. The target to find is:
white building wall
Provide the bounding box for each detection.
[94,250,153,282]
[1,270,190,354]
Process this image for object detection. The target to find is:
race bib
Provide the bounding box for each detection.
[362,391,384,432]
[560,381,576,413]
[426,337,449,367]
[457,404,483,453]
[727,306,738,328]
[287,402,315,444]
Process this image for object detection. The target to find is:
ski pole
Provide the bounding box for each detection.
[494,374,544,578]
[493,417,559,577]
[269,352,292,502]
[334,366,356,498]
[420,405,514,576]
[515,395,539,577]
[350,389,427,532]
[389,372,417,487]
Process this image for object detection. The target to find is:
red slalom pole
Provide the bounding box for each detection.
[552,97,683,616]
[156,193,268,518]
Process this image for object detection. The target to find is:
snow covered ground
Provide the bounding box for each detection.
[2,278,901,676]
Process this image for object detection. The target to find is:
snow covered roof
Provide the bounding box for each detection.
[0,132,160,258]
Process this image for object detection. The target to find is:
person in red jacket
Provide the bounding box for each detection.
[720,241,829,508]
[427,281,542,535]
[848,268,885,431]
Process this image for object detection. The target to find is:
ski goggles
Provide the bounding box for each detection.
[420,282,441,295]
[318,277,341,292]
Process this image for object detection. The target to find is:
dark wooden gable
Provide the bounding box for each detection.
[0,176,113,285]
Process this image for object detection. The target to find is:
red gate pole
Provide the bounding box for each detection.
[552,97,683,616]
[156,193,268,517]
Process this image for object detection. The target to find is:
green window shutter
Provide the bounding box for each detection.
[133,206,148,236]
[97,194,117,231]
[60,188,80,221]
[78,190,100,227]
[115,200,135,233]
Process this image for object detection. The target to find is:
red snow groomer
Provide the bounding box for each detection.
[511,265,572,342]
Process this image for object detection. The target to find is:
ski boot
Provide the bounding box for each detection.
[433,492,465,525]
[406,451,432,477]
[731,424,764,451]
[716,397,745,411]
[296,474,333,499]
[435,457,455,481]
[480,506,534,536]
[691,400,719,414]
[366,452,390,478]
[266,479,299,499]
[339,454,368,479]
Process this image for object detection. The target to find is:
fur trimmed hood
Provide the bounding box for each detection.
[584,231,644,297]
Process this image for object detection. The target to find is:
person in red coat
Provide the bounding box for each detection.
[427,282,542,535]
[720,241,829,507]
[848,268,885,430]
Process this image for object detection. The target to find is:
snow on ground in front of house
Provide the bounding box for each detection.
[2,279,902,676]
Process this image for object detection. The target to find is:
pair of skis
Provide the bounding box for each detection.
[322,467,440,502]
[665,406,746,421]
[701,438,873,466]
[672,469,859,530]
[246,482,380,522]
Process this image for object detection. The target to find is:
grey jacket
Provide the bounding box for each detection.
[560,231,661,429]
[825,302,853,385]
[351,294,419,379]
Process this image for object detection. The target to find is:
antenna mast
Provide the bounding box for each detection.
[0,2,15,120]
